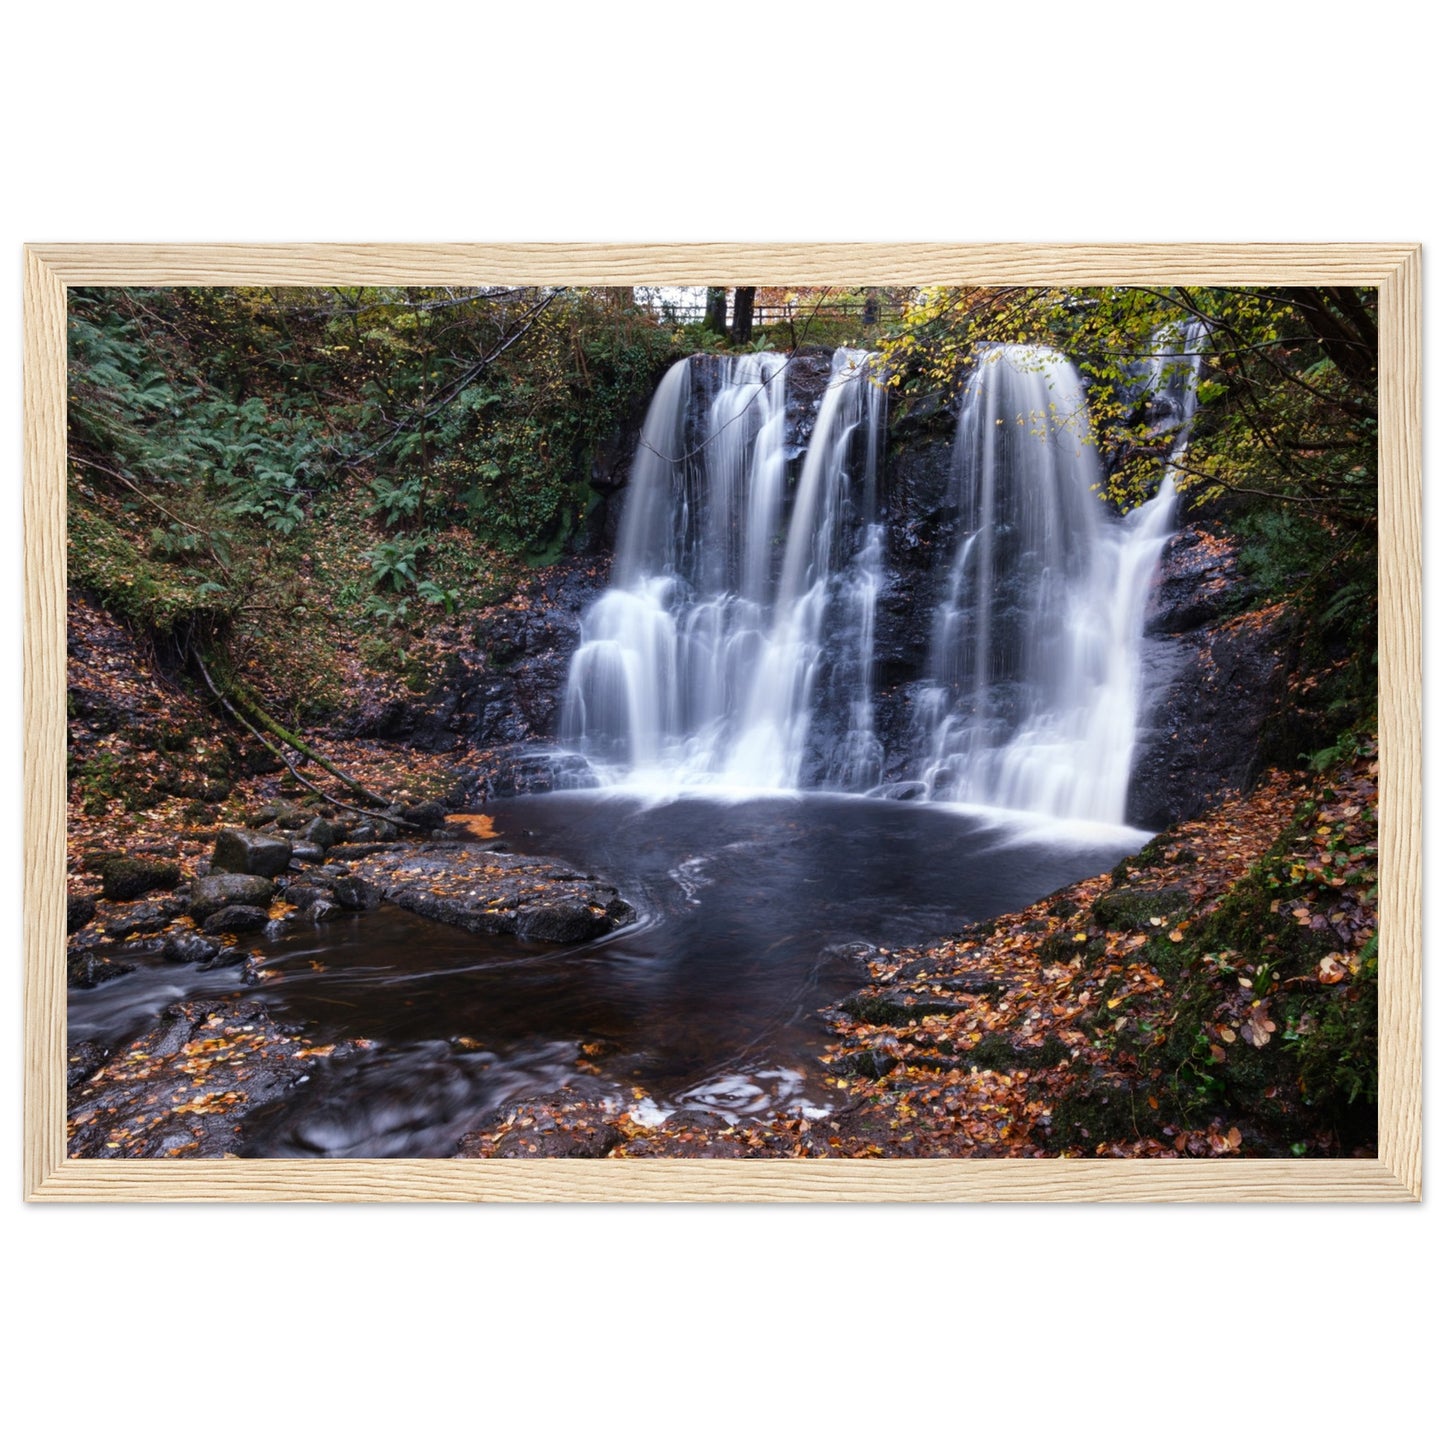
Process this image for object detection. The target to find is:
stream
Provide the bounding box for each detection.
[70,792,1145,1157]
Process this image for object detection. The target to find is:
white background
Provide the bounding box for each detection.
[3,5,1437,1440]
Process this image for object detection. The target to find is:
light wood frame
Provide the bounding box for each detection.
[24,243,1422,1202]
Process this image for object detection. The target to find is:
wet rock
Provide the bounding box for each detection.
[162,930,220,963]
[67,950,138,989]
[290,841,326,865]
[103,900,176,941]
[1091,887,1191,930]
[471,748,598,800]
[67,998,312,1159]
[202,904,271,935]
[353,844,635,944]
[399,800,448,830]
[1127,524,1291,829]
[283,883,332,909]
[99,856,182,902]
[840,985,994,1026]
[836,1048,901,1080]
[67,1039,111,1088]
[327,842,392,860]
[331,875,381,911]
[298,816,337,848]
[67,892,97,934]
[515,899,621,944]
[213,826,293,878]
[197,946,250,973]
[189,872,276,921]
[455,1092,624,1159]
[348,819,400,843]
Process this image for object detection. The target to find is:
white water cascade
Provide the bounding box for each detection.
[916,340,1199,823]
[562,348,886,791]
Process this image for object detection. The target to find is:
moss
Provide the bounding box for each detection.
[1038,930,1080,964]
[1091,887,1190,931]
[1049,1076,1163,1151]
[957,1033,1067,1072]
[99,856,181,902]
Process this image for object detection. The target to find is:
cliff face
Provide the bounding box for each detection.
[1126,523,1291,830]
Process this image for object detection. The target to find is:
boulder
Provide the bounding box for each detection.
[283,884,332,909]
[290,841,326,865]
[1091,887,1191,931]
[201,904,271,936]
[298,816,338,848]
[197,946,250,973]
[162,931,220,963]
[353,845,634,943]
[400,800,448,831]
[331,875,381,911]
[66,893,97,934]
[211,827,292,878]
[189,872,276,922]
[515,899,616,944]
[99,856,182,902]
[67,950,137,990]
[103,900,175,941]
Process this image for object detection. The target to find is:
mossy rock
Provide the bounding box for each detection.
[1039,930,1085,964]
[99,856,182,902]
[839,987,985,1026]
[1050,1076,1164,1150]
[1091,887,1190,931]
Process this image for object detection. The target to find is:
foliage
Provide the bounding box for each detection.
[874,284,1379,731]
[67,284,678,688]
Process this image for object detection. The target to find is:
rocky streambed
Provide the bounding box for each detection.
[66,804,640,1159]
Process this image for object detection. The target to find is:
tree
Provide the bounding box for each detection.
[704,288,728,336]
[729,287,756,345]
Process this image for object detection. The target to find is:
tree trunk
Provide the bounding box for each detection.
[730,287,756,345]
[704,288,728,335]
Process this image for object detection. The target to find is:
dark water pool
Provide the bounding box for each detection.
[70,793,1146,1156]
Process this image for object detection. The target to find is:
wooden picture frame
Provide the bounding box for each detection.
[24,242,1422,1202]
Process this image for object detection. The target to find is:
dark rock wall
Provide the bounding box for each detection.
[1126,524,1290,829]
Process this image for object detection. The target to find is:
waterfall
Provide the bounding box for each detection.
[562,348,886,791]
[560,327,1201,822]
[916,339,1197,823]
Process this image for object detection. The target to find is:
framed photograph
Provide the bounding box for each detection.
[24,243,1421,1201]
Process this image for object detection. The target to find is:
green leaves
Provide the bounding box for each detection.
[365,536,424,592]
[367,475,424,527]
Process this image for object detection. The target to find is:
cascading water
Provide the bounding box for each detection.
[562,347,886,791]
[915,339,1199,823]
[563,328,1201,823]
